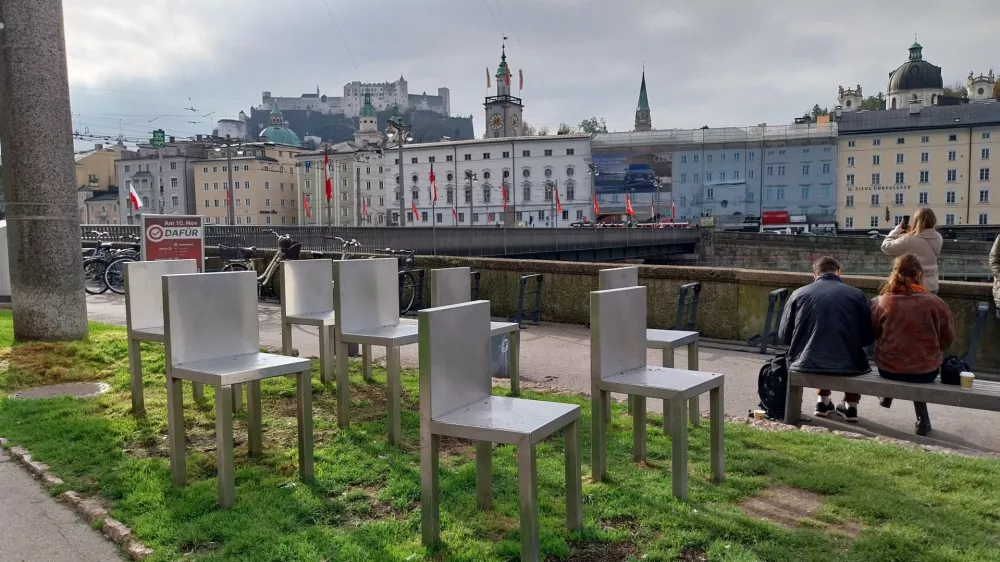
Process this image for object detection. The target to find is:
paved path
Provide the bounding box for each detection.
[0,450,123,561]
[86,293,1000,453]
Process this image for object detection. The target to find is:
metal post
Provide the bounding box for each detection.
[158,146,165,214]
[333,154,340,226]
[226,145,235,225]
[468,173,474,227]
[356,164,362,226]
[324,146,331,227]
[0,0,88,340]
[398,139,405,227]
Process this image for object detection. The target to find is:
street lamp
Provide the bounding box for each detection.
[464,170,478,227]
[385,107,413,227]
[212,135,246,226]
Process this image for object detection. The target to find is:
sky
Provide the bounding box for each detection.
[64,0,1000,148]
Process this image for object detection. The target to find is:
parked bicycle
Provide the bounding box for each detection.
[82,231,140,295]
[219,230,321,299]
[324,236,362,260]
[385,248,418,314]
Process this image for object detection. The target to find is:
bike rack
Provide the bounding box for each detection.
[963,301,991,370]
[507,274,543,328]
[470,270,482,301]
[747,288,789,354]
[670,282,701,331]
[400,269,426,316]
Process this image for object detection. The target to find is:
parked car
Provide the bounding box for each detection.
[570,218,593,227]
[623,163,655,189]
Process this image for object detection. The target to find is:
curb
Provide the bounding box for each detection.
[0,437,153,560]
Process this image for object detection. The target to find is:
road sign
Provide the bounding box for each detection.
[305,160,312,170]
[141,214,205,271]
[151,129,165,149]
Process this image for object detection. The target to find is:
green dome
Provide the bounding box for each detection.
[259,125,301,147]
[359,92,377,118]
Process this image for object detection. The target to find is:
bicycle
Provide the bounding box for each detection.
[219,230,321,299]
[83,232,140,295]
[382,248,417,314]
[324,236,362,260]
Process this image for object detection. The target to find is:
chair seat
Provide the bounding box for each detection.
[130,325,165,343]
[172,352,312,386]
[600,367,723,401]
[286,310,337,326]
[646,329,698,349]
[341,324,419,346]
[490,321,519,336]
[431,396,580,445]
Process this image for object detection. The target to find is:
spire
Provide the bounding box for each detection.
[636,69,650,111]
[496,36,509,78]
[908,40,923,61]
[359,91,377,117]
[388,102,403,126]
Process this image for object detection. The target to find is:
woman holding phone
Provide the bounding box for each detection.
[881,208,943,293]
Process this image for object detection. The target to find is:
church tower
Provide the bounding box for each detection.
[484,41,523,138]
[634,70,652,132]
[353,91,382,147]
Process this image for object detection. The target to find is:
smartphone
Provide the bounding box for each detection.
[902,215,910,228]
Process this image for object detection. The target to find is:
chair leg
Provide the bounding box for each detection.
[710,385,725,483]
[386,346,402,446]
[296,370,314,479]
[215,384,236,509]
[670,396,688,501]
[128,337,144,415]
[632,395,647,463]
[591,386,606,483]
[688,342,700,427]
[336,338,350,428]
[509,330,521,397]
[362,344,373,383]
[281,321,293,356]
[231,383,244,414]
[564,419,583,532]
[517,442,540,562]
[192,382,204,403]
[166,375,186,487]
[318,325,332,385]
[246,380,263,457]
[420,432,440,547]
[476,441,493,510]
[662,347,674,434]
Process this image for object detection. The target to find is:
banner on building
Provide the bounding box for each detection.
[761,211,790,225]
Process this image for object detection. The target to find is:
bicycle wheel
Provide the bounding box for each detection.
[399,271,417,314]
[83,259,108,295]
[104,257,135,295]
[221,262,250,272]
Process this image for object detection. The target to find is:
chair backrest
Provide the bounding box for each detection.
[124,259,197,331]
[163,271,259,366]
[430,267,472,307]
[418,300,492,420]
[598,266,639,291]
[333,258,399,333]
[590,286,647,381]
[281,259,334,318]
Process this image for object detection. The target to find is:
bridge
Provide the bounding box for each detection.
[81,225,700,262]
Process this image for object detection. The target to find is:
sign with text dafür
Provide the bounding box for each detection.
[141,214,205,271]
[592,151,671,195]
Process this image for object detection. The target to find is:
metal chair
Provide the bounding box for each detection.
[333,258,419,445]
[598,266,702,430]
[163,271,314,508]
[280,260,336,384]
[419,300,582,562]
[590,286,724,501]
[124,259,198,414]
[430,266,521,395]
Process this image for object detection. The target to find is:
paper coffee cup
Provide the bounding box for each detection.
[960,372,975,389]
[753,409,765,420]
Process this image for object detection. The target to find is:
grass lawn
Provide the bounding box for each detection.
[1,311,1000,561]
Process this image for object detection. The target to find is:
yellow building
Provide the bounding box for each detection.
[75,143,132,224]
[837,102,1000,230]
[194,144,306,226]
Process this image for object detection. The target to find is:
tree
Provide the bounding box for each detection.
[556,122,576,135]
[942,81,967,99]
[578,116,608,134]
[538,126,550,136]
[859,93,885,111]
[520,121,538,136]
[798,104,829,123]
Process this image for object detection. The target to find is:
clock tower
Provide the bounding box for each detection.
[484,41,523,138]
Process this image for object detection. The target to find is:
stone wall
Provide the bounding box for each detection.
[699,230,994,280]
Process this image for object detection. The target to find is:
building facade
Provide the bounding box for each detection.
[259,77,450,119]
[193,144,306,226]
[76,142,131,224]
[837,103,1000,231]
[116,140,209,223]
[384,135,593,227]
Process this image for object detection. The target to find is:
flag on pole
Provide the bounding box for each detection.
[519,69,523,91]
[129,185,142,210]
[555,186,562,214]
[411,199,420,221]
[671,203,676,222]
[625,194,634,216]
[225,188,230,206]
[592,192,601,215]
[501,181,508,211]
[303,195,311,219]
[651,198,656,222]
[488,212,494,223]
[430,163,437,201]
[452,203,458,224]
[362,197,370,221]
[505,65,511,87]
[324,152,332,201]
[486,67,491,89]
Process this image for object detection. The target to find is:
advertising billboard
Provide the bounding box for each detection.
[141,214,205,271]
[592,152,671,195]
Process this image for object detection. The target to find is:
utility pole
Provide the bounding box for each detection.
[157,146,165,213]
[0,0,88,340]
[324,145,331,227]
[356,165,362,226]
[397,140,405,226]
[226,146,235,225]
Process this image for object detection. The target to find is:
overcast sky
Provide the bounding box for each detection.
[65,0,1000,147]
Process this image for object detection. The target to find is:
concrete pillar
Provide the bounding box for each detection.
[0,0,88,341]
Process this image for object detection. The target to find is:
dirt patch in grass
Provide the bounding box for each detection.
[342,484,409,525]
[740,485,863,538]
[0,334,125,392]
[544,540,638,561]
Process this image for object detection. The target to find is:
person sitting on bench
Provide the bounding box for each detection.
[779,256,875,422]
[871,253,955,436]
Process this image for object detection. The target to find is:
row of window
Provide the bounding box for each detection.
[126,178,180,189]
[846,132,992,148]
[845,168,990,186]
[398,167,577,184]
[844,190,967,207]
[202,198,294,209]
[206,215,293,225]
[202,181,297,191]
[395,208,587,225]
[850,149,991,167]
[135,196,180,208]
[402,148,576,165]
[843,213,983,229]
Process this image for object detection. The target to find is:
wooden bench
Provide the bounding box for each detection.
[784,370,1000,425]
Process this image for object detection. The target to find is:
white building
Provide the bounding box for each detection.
[379,135,594,227]
[258,77,450,119]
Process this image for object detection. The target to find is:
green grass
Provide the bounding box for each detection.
[1,311,1000,561]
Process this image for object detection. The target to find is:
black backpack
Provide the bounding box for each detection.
[757,354,788,420]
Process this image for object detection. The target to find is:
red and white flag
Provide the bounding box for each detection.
[486,67,491,89]
[501,181,508,211]
[625,194,634,216]
[651,199,656,221]
[519,69,523,91]
[362,197,370,221]
[129,185,142,210]
[671,203,676,223]
[592,192,601,215]
[430,163,437,202]
[303,195,311,219]
[555,186,562,214]
[505,65,511,87]
[411,199,420,221]
[451,204,458,224]
[225,189,230,206]
[324,152,332,201]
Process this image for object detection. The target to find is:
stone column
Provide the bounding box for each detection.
[0,0,88,341]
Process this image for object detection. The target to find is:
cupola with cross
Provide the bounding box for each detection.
[484,39,523,138]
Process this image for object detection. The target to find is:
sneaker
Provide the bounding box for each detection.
[835,402,859,423]
[814,400,836,418]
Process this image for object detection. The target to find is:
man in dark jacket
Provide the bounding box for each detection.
[778,256,875,422]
